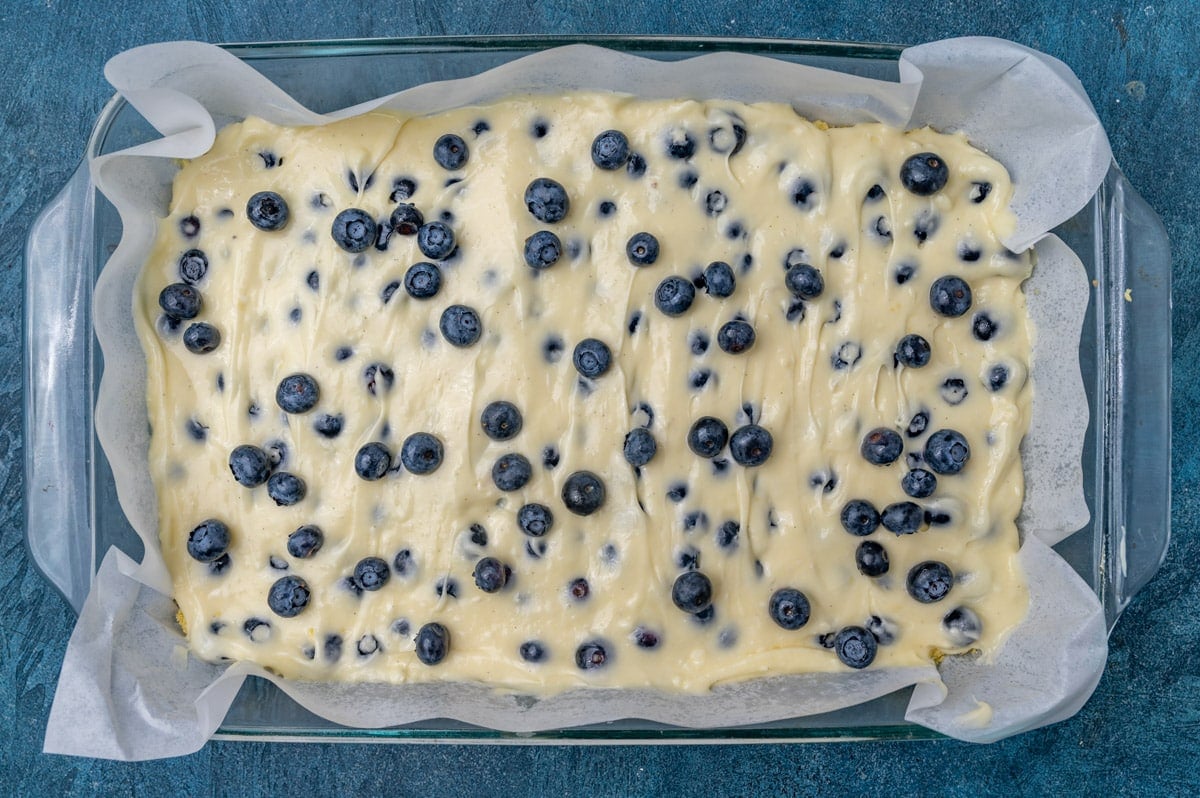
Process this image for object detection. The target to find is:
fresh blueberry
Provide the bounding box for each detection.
[671,570,713,615]
[246,191,289,231]
[789,179,817,209]
[439,304,482,347]
[492,453,532,492]
[687,417,728,458]
[389,203,424,236]
[363,362,395,396]
[900,152,949,196]
[158,283,202,320]
[623,427,658,467]
[266,472,306,506]
[943,606,982,645]
[881,501,923,535]
[401,432,444,475]
[702,261,735,298]
[178,249,208,284]
[417,221,456,260]
[267,575,310,618]
[523,230,562,270]
[625,232,660,266]
[924,429,970,474]
[229,445,270,487]
[855,540,890,577]
[286,525,323,559]
[988,365,1010,391]
[183,322,221,354]
[941,377,969,405]
[562,471,606,516]
[330,208,377,253]
[276,373,319,414]
[716,520,739,549]
[575,640,608,670]
[354,442,392,481]
[841,500,881,536]
[404,262,442,299]
[655,276,696,316]
[861,428,903,465]
[906,410,930,438]
[313,413,343,439]
[717,320,756,354]
[729,424,773,467]
[520,641,547,662]
[572,338,612,378]
[929,275,972,317]
[517,502,554,537]
[414,622,450,665]
[785,264,824,300]
[473,557,511,593]
[354,556,391,591]
[902,468,938,499]
[524,177,569,223]
[433,133,468,170]
[768,587,811,630]
[972,313,997,341]
[187,519,230,562]
[907,560,954,603]
[834,626,878,668]
[481,400,523,441]
[895,334,931,368]
[591,129,630,170]
[393,548,416,577]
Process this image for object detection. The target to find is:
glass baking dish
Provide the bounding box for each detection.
[24,35,1171,743]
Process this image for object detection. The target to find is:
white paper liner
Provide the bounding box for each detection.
[47,37,1109,759]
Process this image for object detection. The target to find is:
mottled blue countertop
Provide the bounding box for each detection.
[3,1,1195,794]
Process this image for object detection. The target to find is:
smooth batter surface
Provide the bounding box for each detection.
[136,93,1031,692]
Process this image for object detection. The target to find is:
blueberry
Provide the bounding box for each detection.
[355,556,391,591]
[785,300,806,323]
[855,540,890,577]
[187,519,230,562]
[562,471,606,516]
[682,510,709,532]
[702,261,736,298]
[440,304,482,347]
[623,427,658,467]
[687,417,728,458]
[902,468,938,499]
[524,177,569,223]
[702,190,728,216]
[930,276,972,317]
[307,270,320,291]
[625,232,660,266]
[390,178,417,202]
[178,249,208,284]
[433,133,468,170]
[913,211,939,243]
[785,264,824,300]
[523,230,562,270]
[390,203,424,236]
[435,578,460,599]
[906,410,930,438]
[941,378,968,405]
[530,119,549,138]
[861,428,902,465]
[729,424,773,467]
[276,373,320,414]
[598,200,617,217]
[671,570,713,615]
[568,577,590,601]
[243,618,271,642]
[417,221,456,260]
[185,418,208,441]
[626,153,648,178]
[834,626,878,668]
[716,521,739,549]
[972,313,997,341]
[789,179,817,209]
[481,401,523,441]
[313,413,344,438]
[267,575,311,618]
[881,502,923,535]
[286,525,323,559]
[492,453,532,492]
[969,182,992,203]
[543,335,565,363]
[866,184,886,202]
[468,523,488,547]
[895,334,931,368]
[907,560,954,603]
[404,262,442,299]
[666,483,688,503]
[831,341,863,371]
[841,500,880,536]
[633,627,660,648]
[664,127,696,160]
[401,432,444,475]
[768,587,811,630]
[520,641,547,662]
[572,338,612,378]
[246,191,289,231]
[356,634,380,657]
[393,548,416,577]
[266,472,306,506]
[183,322,221,354]
[363,362,395,396]
[414,622,450,665]
[943,606,982,645]
[158,283,202,320]
[655,276,696,316]
[542,446,560,470]
[354,442,392,480]
[473,557,511,593]
[958,242,982,262]
[988,365,1010,391]
[575,640,609,670]
[900,152,949,196]
[717,320,755,354]
[924,429,970,474]
[229,445,271,487]
[591,129,630,170]
[324,634,344,662]
[330,208,377,253]
[894,263,915,284]
[689,330,710,355]
[517,502,554,537]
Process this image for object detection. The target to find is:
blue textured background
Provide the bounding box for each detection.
[4,1,1196,795]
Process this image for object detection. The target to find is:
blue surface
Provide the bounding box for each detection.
[3,1,1197,794]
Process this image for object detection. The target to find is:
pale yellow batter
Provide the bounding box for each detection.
[136,93,1031,692]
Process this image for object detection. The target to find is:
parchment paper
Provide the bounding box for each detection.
[45,37,1109,759]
